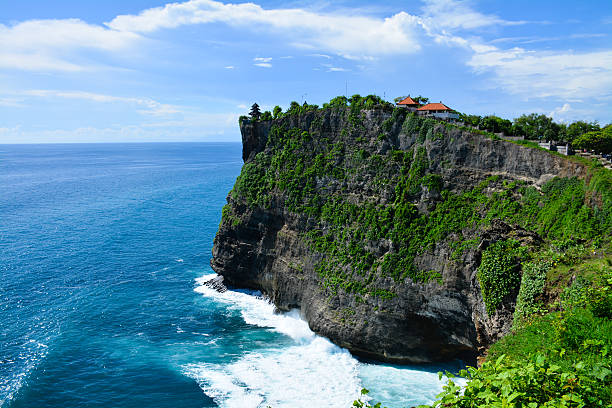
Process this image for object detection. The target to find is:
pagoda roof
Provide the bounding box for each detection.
[397,96,419,106]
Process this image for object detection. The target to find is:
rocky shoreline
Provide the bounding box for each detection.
[211,106,586,364]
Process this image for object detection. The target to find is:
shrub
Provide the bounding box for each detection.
[477,240,522,315]
[425,352,611,408]
[513,259,550,325]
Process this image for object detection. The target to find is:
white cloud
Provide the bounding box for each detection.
[416,0,612,102]
[0,97,25,107]
[467,48,612,99]
[309,53,332,59]
[224,65,235,69]
[327,67,348,72]
[253,57,272,63]
[0,111,242,143]
[254,62,272,68]
[549,103,571,121]
[19,90,180,116]
[107,0,423,59]
[421,0,526,31]
[0,19,140,71]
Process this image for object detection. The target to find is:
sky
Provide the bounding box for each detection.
[0,0,611,143]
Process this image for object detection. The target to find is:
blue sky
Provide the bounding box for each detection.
[0,0,610,143]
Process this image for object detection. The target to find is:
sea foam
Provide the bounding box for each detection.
[189,274,362,408]
[190,273,453,408]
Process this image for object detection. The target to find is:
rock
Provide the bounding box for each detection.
[203,275,227,293]
[211,107,587,364]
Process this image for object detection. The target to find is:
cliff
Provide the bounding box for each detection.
[211,103,607,364]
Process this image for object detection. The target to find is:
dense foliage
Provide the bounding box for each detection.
[426,262,612,408]
[243,94,607,144]
[229,95,612,407]
[459,112,606,144]
[477,240,523,315]
[229,97,611,305]
[356,252,612,408]
[572,125,612,154]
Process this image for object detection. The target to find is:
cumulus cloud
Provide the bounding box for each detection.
[417,1,612,102]
[0,19,140,71]
[549,103,572,121]
[1,0,609,115]
[106,0,423,59]
[467,48,612,99]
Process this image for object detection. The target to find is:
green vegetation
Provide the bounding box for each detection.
[228,97,611,306]
[243,94,608,146]
[356,249,611,408]
[572,124,612,154]
[513,258,550,324]
[458,111,608,144]
[477,240,523,315]
[229,95,612,407]
[425,260,612,408]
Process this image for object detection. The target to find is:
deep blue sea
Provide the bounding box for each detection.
[0,143,457,408]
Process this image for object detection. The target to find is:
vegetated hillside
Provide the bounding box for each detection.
[211,97,612,365]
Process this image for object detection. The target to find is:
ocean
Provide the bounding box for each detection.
[0,143,457,408]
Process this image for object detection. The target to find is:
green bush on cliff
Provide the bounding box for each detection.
[357,260,612,408]
[408,255,612,408]
[426,350,611,407]
[513,259,550,325]
[231,101,612,303]
[477,240,524,315]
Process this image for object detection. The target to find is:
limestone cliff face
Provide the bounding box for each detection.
[212,107,586,364]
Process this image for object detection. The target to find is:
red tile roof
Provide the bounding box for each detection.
[397,96,419,106]
[417,102,452,111]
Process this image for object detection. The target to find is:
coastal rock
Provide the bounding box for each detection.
[212,107,587,364]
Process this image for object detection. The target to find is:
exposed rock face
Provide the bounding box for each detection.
[212,108,586,364]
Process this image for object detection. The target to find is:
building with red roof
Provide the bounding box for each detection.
[417,102,459,120]
[396,96,420,111]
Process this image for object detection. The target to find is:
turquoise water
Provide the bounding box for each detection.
[0,143,456,408]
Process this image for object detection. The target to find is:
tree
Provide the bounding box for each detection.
[512,113,556,140]
[556,123,568,142]
[413,95,429,105]
[349,94,363,106]
[287,101,301,115]
[249,103,261,120]
[460,114,482,128]
[272,105,282,119]
[260,110,272,121]
[572,125,612,154]
[566,120,600,143]
[394,96,408,103]
[327,96,348,108]
[480,115,512,134]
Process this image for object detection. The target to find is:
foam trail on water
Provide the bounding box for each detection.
[191,273,455,408]
[189,274,362,408]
